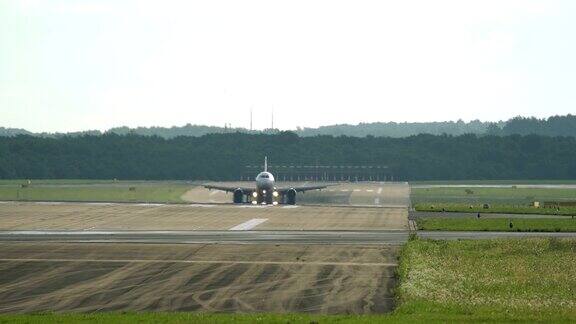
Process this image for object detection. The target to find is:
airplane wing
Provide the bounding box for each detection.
[204,183,329,193]
[203,184,255,194]
[276,184,329,193]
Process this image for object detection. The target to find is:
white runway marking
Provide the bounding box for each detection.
[353,189,361,192]
[366,189,374,192]
[135,203,165,207]
[184,204,216,208]
[281,205,299,209]
[237,205,270,208]
[374,198,380,205]
[84,203,116,206]
[229,218,268,231]
[377,187,383,194]
[340,189,349,192]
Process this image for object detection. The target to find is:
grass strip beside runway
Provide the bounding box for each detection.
[417,217,576,232]
[2,310,574,323]
[395,238,576,321]
[412,186,576,205]
[414,202,576,216]
[0,185,190,203]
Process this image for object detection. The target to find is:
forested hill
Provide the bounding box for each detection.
[487,115,576,137]
[1,133,575,180]
[299,115,576,137]
[0,127,32,137]
[295,120,495,137]
[2,115,576,138]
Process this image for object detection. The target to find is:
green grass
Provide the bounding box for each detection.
[0,309,573,323]
[0,179,120,185]
[0,179,195,185]
[410,179,576,185]
[414,202,576,216]
[0,185,191,203]
[411,186,576,205]
[417,217,576,231]
[395,238,576,321]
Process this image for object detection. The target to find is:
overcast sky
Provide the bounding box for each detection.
[1,0,575,132]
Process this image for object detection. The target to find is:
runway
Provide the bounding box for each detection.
[0,200,408,231]
[0,183,408,314]
[0,230,409,245]
[2,229,576,245]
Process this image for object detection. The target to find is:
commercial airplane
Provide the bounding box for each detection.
[204,157,327,205]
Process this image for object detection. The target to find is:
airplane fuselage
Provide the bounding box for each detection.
[254,171,276,204]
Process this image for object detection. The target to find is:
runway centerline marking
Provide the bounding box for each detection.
[229,218,268,231]
[0,258,397,267]
[377,187,383,194]
[366,189,374,192]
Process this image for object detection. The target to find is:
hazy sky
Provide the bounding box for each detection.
[1,0,575,132]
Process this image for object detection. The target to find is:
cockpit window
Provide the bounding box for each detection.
[260,174,269,178]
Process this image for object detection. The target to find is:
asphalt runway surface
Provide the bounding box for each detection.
[0,230,409,245]
[2,230,576,245]
[0,202,408,231]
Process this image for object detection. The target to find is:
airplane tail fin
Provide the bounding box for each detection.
[264,156,268,172]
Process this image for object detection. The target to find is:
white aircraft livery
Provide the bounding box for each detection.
[204,157,327,205]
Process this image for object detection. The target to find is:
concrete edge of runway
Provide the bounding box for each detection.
[0,230,409,245]
[0,200,408,209]
[1,230,576,245]
[0,230,409,235]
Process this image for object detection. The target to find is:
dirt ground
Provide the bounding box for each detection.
[0,203,408,231]
[0,243,398,314]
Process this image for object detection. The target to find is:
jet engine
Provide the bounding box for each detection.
[233,188,244,204]
[286,188,297,205]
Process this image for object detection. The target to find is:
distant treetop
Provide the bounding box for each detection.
[1,114,575,139]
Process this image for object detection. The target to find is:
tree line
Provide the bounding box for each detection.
[0,132,575,180]
[2,114,576,139]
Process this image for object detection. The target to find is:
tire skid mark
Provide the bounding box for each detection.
[0,243,400,314]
